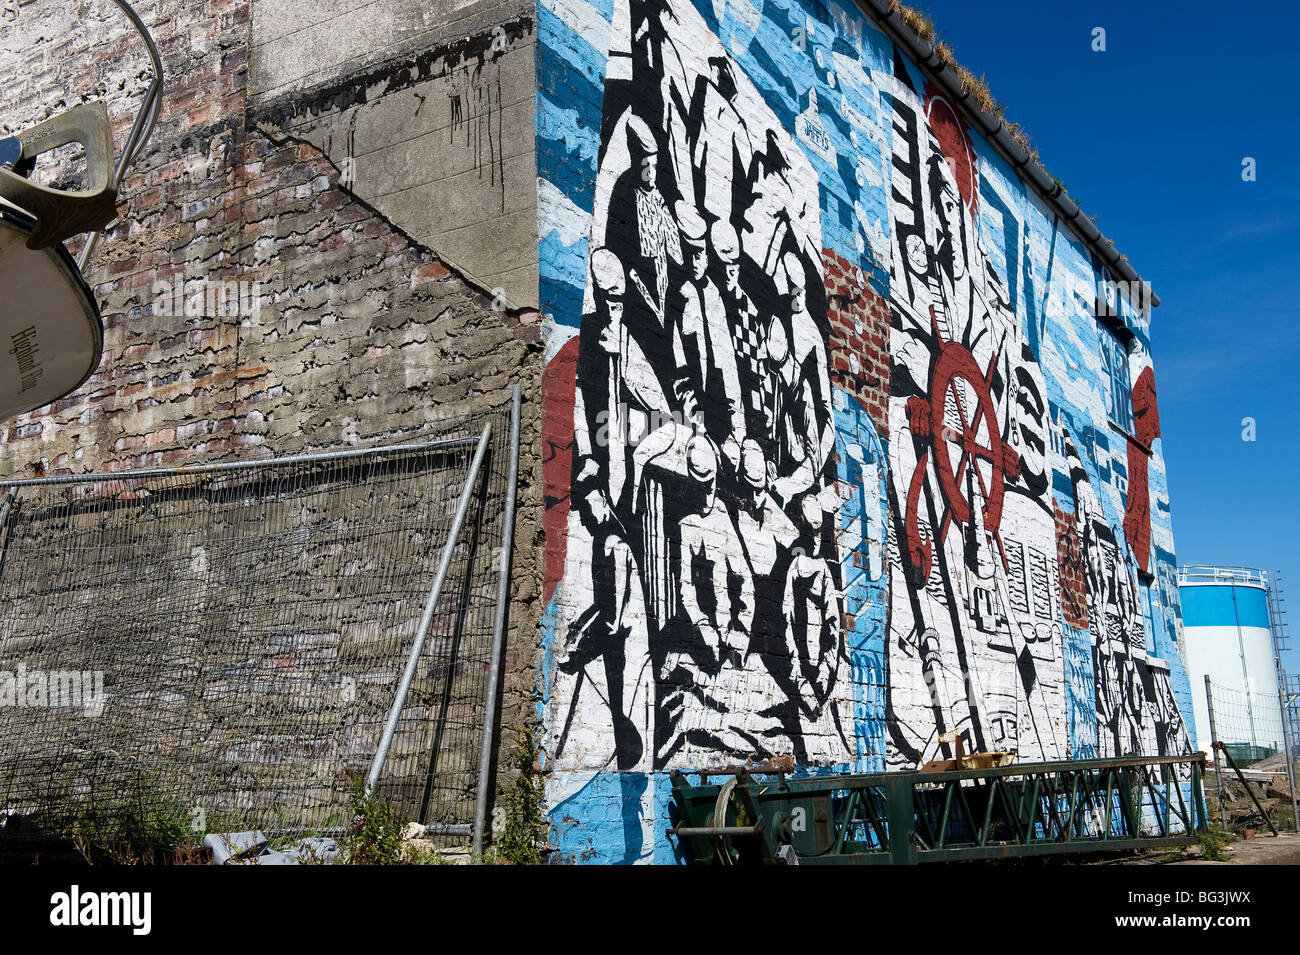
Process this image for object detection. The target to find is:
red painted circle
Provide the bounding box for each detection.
[928,342,1006,534]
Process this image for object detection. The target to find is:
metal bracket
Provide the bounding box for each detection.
[0,102,119,250]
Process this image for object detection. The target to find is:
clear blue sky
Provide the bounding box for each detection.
[910,0,1300,674]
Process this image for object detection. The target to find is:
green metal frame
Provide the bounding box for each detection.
[668,754,1209,864]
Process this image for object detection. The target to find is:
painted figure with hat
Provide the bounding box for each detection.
[780,492,844,758]
[669,199,744,459]
[605,112,681,355]
[658,436,786,761]
[768,251,836,505]
[715,220,774,445]
[554,245,671,773]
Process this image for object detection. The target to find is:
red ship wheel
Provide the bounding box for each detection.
[932,342,1014,534]
[906,338,1021,545]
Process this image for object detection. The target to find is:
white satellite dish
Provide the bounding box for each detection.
[0,205,104,420]
[0,0,161,423]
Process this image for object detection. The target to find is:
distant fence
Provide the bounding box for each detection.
[1205,679,1290,766]
[0,405,516,845]
[1289,675,1300,761]
[1204,676,1299,832]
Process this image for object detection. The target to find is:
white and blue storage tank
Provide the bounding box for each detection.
[1177,565,1284,757]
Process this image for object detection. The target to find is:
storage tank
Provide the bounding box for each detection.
[1178,565,1286,760]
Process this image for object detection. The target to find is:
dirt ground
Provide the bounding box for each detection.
[1169,831,1300,866]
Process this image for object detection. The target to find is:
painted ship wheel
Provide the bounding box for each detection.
[928,342,1018,536]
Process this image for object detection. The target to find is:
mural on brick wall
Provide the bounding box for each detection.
[536,0,1195,862]
[545,0,856,775]
[882,62,1064,768]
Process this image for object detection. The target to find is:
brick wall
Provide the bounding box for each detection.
[1055,504,1090,631]
[0,0,545,830]
[824,247,890,436]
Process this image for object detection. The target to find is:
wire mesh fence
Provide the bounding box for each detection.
[1289,675,1300,762]
[1205,680,1289,766]
[0,406,514,846]
[1204,676,1298,832]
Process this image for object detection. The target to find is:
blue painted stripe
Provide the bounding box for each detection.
[1179,584,1271,629]
[537,3,608,94]
[536,99,600,204]
[542,271,585,328]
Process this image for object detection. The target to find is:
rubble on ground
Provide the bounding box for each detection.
[1205,763,1298,830]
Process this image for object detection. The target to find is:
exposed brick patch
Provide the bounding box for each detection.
[822,248,890,433]
[1055,504,1089,630]
[540,335,578,603]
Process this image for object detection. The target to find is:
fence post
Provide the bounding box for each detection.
[1278,685,1299,833]
[473,384,522,857]
[366,422,494,794]
[886,773,917,865]
[1205,675,1227,830]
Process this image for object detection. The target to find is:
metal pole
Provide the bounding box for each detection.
[1205,675,1227,830]
[1215,742,1279,837]
[1279,707,1298,833]
[0,491,14,584]
[473,384,522,855]
[1265,571,1299,832]
[0,435,479,488]
[79,0,165,271]
[366,423,493,793]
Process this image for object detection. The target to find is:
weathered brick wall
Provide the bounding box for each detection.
[0,0,544,835]
[824,247,890,436]
[1055,503,1090,631]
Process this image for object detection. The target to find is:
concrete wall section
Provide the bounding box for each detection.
[250,0,532,100]
[535,0,1197,862]
[251,0,540,308]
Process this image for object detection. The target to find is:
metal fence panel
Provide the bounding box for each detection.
[1205,679,1290,765]
[0,411,512,844]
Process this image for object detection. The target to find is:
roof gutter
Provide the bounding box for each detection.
[859,0,1159,309]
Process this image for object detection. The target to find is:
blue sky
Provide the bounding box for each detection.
[911,0,1300,675]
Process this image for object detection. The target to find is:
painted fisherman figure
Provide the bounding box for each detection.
[574,247,671,520]
[660,437,788,762]
[714,221,772,447]
[606,114,681,357]
[769,253,835,504]
[670,201,744,458]
[557,247,667,771]
[781,494,844,758]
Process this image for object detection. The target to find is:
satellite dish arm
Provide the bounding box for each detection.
[0,103,118,250]
[0,2,162,262]
[78,0,164,269]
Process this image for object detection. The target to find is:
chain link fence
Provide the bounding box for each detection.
[0,404,516,846]
[1288,674,1300,764]
[1205,680,1288,765]
[1204,677,1298,832]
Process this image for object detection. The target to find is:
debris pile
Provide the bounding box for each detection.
[1206,759,1297,831]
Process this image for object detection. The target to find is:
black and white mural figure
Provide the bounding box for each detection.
[1062,436,1191,766]
[605,116,682,358]
[669,202,744,454]
[549,0,857,772]
[885,73,1066,769]
[560,247,664,771]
